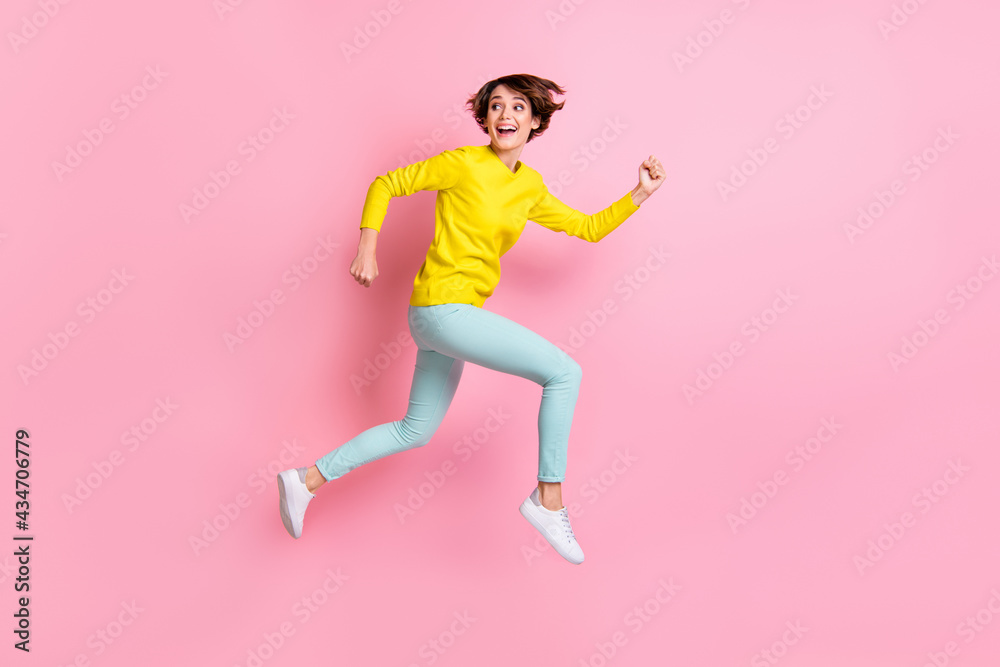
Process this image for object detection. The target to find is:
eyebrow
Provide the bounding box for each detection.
[490,95,527,103]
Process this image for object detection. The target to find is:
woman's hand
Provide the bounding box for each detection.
[350,250,379,287]
[631,154,665,206]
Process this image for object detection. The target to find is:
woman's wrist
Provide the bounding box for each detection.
[358,227,379,253]
[630,184,649,207]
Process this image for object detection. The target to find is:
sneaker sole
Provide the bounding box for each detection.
[277,472,300,539]
[519,498,584,564]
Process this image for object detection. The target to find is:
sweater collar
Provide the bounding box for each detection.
[484,144,523,176]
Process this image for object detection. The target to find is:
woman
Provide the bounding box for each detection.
[278,73,664,564]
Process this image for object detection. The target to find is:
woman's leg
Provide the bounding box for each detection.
[311,307,464,486]
[414,303,583,491]
[415,303,586,563]
[279,307,463,539]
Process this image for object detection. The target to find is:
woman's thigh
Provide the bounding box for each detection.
[405,346,463,426]
[410,303,577,385]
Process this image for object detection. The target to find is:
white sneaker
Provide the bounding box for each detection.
[277,467,315,539]
[519,487,584,564]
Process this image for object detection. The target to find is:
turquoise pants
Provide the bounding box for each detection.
[315,303,583,483]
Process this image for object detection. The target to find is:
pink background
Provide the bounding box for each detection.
[3,0,1000,665]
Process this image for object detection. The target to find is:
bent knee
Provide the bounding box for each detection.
[553,353,582,386]
[396,418,438,449]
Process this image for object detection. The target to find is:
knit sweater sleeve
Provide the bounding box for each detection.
[528,183,640,243]
[359,147,469,232]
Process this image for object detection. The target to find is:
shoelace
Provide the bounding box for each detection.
[557,508,576,542]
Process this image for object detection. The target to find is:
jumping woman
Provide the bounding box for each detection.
[278,73,664,564]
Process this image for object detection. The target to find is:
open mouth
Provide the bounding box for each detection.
[496,124,517,136]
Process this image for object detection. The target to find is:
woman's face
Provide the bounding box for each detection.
[486,84,540,151]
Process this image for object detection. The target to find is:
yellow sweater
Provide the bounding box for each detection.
[360,144,641,307]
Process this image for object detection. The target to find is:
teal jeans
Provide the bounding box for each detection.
[315,303,583,483]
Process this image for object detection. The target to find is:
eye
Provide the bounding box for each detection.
[490,102,525,111]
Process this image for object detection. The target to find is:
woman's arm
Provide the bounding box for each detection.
[350,147,469,289]
[529,153,666,242]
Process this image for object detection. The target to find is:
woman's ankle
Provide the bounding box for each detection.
[305,465,326,494]
[537,480,563,510]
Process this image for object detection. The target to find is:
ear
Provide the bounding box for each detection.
[532,115,541,129]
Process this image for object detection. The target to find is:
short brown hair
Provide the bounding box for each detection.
[466,74,566,143]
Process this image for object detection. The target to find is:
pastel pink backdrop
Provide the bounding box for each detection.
[3,0,999,665]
